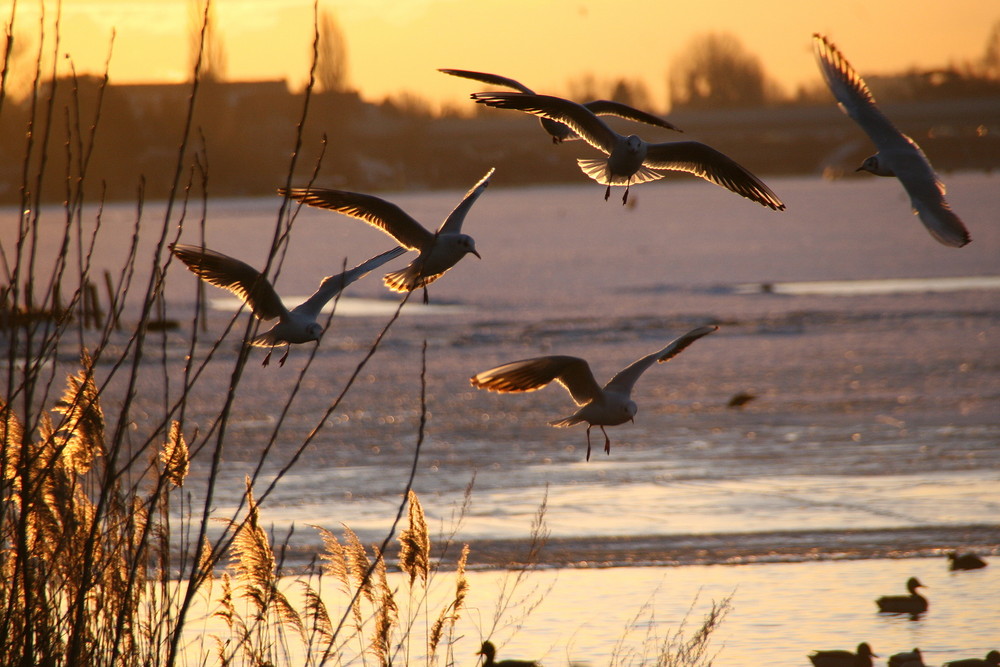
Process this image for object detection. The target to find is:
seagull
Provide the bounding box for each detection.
[875,576,928,615]
[476,641,540,667]
[280,168,493,303]
[812,33,971,247]
[809,643,878,667]
[169,243,405,366]
[439,68,682,143]
[471,91,784,208]
[470,326,717,460]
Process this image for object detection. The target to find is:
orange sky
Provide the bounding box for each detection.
[7,0,999,111]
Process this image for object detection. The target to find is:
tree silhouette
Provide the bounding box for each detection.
[668,32,779,109]
[317,9,349,93]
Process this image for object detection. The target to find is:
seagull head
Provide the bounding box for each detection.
[624,401,638,422]
[624,134,644,155]
[856,154,893,177]
[457,234,481,259]
[304,322,324,342]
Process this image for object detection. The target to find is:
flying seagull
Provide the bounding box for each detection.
[169,243,405,366]
[280,168,493,302]
[470,325,718,460]
[812,33,971,247]
[471,91,784,208]
[439,68,682,143]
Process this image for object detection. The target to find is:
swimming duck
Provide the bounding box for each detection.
[947,551,988,571]
[809,642,877,667]
[944,650,1000,667]
[476,641,540,667]
[875,576,928,614]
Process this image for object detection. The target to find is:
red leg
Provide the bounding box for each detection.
[604,184,611,201]
[262,349,272,367]
[622,186,629,205]
[602,426,611,455]
[278,347,289,367]
[585,425,593,461]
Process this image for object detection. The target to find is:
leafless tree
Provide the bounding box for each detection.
[668,32,780,109]
[317,9,349,93]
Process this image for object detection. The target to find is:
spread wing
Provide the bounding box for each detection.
[604,326,718,395]
[437,168,495,235]
[293,246,407,318]
[170,243,286,321]
[438,68,535,93]
[280,187,434,250]
[812,33,905,152]
[472,92,619,155]
[583,99,682,133]
[471,355,603,406]
[643,141,785,210]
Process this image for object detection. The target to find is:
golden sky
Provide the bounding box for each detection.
[7,0,999,110]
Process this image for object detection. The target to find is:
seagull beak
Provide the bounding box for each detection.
[854,165,865,172]
[471,249,482,259]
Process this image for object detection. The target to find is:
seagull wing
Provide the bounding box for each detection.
[472,92,619,154]
[643,141,785,210]
[604,326,717,395]
[437,167,495,235]
[438,68,535,93]
[471,355,603,406]
[280,187,434,250]
[812,33,907,152]
[894,154,971,247]
[293,246,407,318]
[170,243,286,320]
[583,99,683,133]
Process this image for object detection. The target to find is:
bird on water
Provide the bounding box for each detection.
[875,576,928,615]
[476,641,540,667]
[809,642,877,667]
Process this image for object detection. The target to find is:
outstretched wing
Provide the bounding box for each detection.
[583,99,682,133]
[280,187,434,250]
[438,68,535,93]
[812,33,905,152]
[643,141,785,210]
[293,246,407,318]
[437,168,495,235]
[471,355,603,406]
[472,92,619,155]
[170,243,286,321]
[604,326,718,395]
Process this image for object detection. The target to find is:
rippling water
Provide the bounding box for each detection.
[9,172,999,664]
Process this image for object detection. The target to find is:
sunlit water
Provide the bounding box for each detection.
[5,173,1000,664]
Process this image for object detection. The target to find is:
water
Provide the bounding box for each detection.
[5,172,1000,664]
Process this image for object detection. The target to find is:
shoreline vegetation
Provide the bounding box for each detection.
[0,7,735,667]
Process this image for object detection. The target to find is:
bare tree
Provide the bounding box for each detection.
[188,0,226,82]
[668,32,780,109]
[317,9,349,93]
[983,18,1000,77]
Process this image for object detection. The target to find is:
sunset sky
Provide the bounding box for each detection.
[7,0,999,111]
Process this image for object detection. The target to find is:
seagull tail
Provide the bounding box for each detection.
[383,267,444,293]
[549,415,584,428]
[576,159,666,186]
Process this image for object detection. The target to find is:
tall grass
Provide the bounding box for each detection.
[0,4,731,666]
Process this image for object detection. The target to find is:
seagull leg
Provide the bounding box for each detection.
[262,348,272,367]
[601,426,612,455]
[278,347,290,367]
[622,186,630,206]
[604,184,611,201]
[585,426,593,461]
[422,286,429,304]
